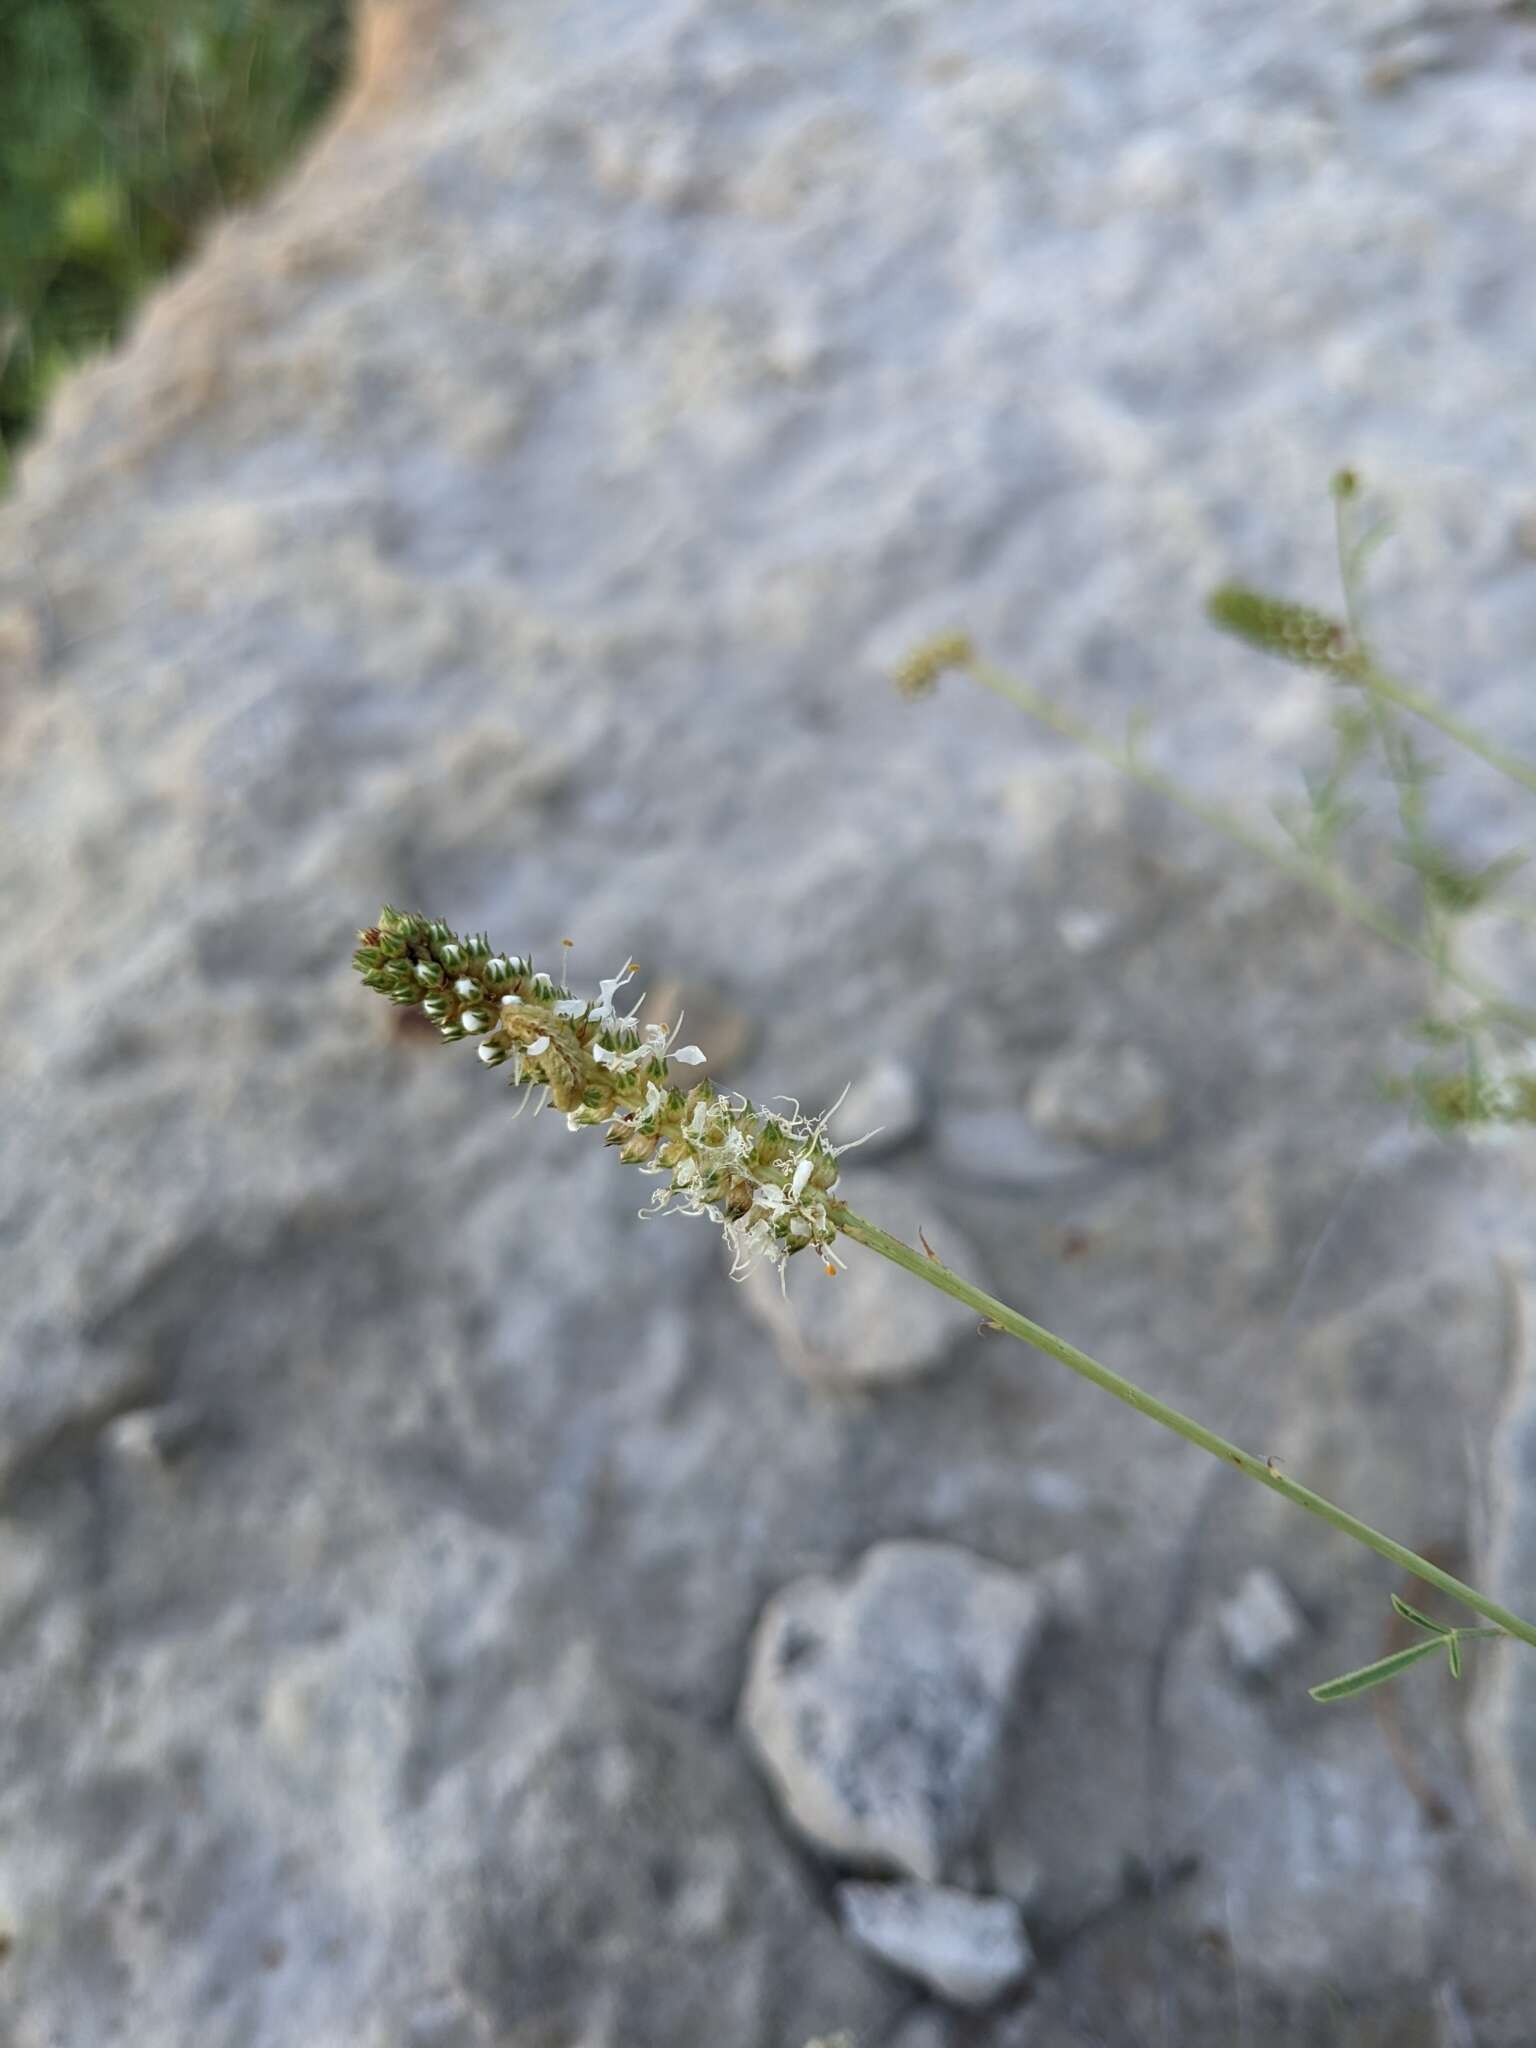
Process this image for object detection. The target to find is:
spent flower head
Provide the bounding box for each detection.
[354,908,849,1277]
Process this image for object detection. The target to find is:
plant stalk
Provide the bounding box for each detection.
[1359,659,1536,802]
[962,653,1535,1030]
[831,1203,1536,1652]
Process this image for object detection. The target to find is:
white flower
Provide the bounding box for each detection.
[591,960,641,1025]
[593,1021,675,1076]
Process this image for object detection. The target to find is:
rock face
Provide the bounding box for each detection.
[5,0,1536,2041]
[740,1541,1049,1880]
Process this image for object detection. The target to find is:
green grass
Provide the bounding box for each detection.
[0,0,350,485]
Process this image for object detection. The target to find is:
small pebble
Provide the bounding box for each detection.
[836,1881,1034,2007]
[1217,1567,1308,1680]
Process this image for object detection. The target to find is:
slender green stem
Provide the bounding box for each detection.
[831,1203,1536,1653]
[1334,494,1455,980]
[1358,659,1536,802]
[962,654,1536,1029]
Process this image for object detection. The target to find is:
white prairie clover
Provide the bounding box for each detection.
[353,904,1536,1701]
[355,908,847,1276]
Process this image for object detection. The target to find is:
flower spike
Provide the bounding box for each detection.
[355,910,842,1274]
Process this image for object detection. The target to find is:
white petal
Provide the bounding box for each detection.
[671,1044,707,1065]
[526,1034,550,1056]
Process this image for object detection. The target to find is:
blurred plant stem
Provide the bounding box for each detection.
[833,1203,1536,1665]
[957,648,1533,1028]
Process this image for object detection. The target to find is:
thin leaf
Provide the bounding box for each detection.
[1309,1636,1445,1703]
[1391,1595,1451,1637]
[1448,1634,1463,1681]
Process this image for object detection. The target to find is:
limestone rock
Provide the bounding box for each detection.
[5,0,1536,2035]
[740,1541,1048,1879]
[0,1524,901,2048]
[836,1882,1034,2008]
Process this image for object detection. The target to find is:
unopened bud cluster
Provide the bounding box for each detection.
[896,631,976,698]
[1207,584,1365,676]
[354,908,846,1274]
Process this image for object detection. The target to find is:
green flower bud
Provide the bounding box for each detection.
[896,630,975,698]
[1207,584,1362,675]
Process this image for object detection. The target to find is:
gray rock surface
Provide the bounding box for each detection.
[4,0,1536,2040]
[740,1541,1048,1879]
[836,1881,1034,2007]
[827,1055,926,1161]
[1027,1039,1174,1153]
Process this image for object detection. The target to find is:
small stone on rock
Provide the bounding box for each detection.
[740,1539,1048,1879]
[102,1401,202,1468]
[1028,1041,1173,1153]
[828,1056,925,1159]
[836,1882,1034,2008]
[1217,1567,1308,1680]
